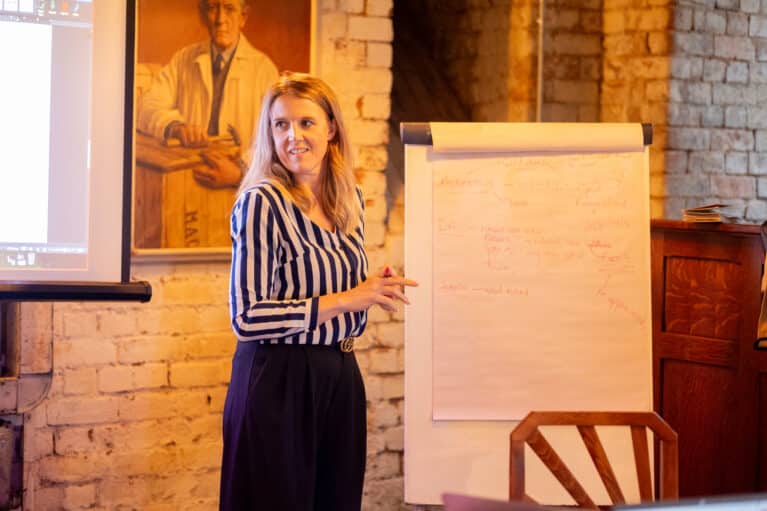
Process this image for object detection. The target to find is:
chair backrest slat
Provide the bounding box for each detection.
[509,411,678,508]
[577,425,625,505]
[527,429,598,509]
[631,425,653,501]
[660,438,680,500]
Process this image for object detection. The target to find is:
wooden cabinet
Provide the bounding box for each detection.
[652,220,767,497]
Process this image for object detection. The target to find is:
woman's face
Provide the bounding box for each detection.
[269,94,336,186]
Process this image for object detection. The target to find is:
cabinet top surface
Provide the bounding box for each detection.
[651,219,762,236]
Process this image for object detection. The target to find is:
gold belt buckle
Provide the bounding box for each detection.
[339,337,355,352]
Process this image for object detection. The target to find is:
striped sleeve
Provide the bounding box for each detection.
[229,189,319,342]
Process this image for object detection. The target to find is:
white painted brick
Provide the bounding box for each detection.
[348,16,393,42]
[380,374,404,400]
[665,174,710,197]
[157,277,226,306]
[320,0,336,9]
[63,368,98,396]
[367,431,385,456]
[711,175,756,197]
[26,429,53,460]
[170,360,229,388]
[366,304,391,324]
[320,12,347,39]
[61,312,98,339]
[98,310,138,338]
[118,336,197,364]
[363,477,405,510]
[47,397,120,426]
[750,15,767,37]
[350,120,389,146]
[195,333,237,359]
[196,305,231,333]
[365,241,389,268]
[369,400,399,429]
[166,388,225,418]
[384,235,405,274]
[689,151,725,173]
[364,194,387,225]
[54,340,116,368]
[338,0,363,13]
[63,483,96,509]
[32,486,64,508]
[118,392,180,421]
[367,42,392,68]
[132,363,169,390]
[348,68,393,95]
[361,94,391,119]
[54,428,99,455]
[702,106,724,127]
[368,348,401,373]
[711,129,755,151]
[748,107,767,129]
[714,35,755,61]
[356,145,388,170]
[384,425,403,451]
[743,0,761,13]
[746,199,767,220]
[750,152,767,174]
[725,105,747,127]
[357,169,387,197]
[366,451,400,479]
[136,306,204,336]
[375,321,403,348]
[99,365,133,393]
[726,62,749,83]
[726,151,749,174]
[366,0,392,16]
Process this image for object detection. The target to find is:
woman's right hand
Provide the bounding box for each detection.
[343,266,418,313]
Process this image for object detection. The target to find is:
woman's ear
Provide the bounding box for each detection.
[327,119,337,141]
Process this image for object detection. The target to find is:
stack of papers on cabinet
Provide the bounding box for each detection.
[682,203,729,223]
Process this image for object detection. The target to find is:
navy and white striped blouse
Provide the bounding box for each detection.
[229,181,368,345]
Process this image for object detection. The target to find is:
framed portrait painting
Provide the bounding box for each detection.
[131,0,314,255]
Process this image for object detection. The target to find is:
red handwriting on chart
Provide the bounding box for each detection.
[596,276,647,327]
[437,281,529,298]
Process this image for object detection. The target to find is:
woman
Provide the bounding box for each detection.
[220,72,417,511]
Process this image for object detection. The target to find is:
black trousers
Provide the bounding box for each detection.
[219,342,367,511]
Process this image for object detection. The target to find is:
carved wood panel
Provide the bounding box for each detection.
[663,257,741,341]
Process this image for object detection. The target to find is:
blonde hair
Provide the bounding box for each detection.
[239,72,360,234]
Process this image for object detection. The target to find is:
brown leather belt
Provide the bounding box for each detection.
[339,337,355,352]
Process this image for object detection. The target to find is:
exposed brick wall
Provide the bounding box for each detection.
[19,1,406,510]
[414,0,539,121]
[542,0,603,122]
[662,0,767,221]
[601,0,672,218]
[410,0,606,123]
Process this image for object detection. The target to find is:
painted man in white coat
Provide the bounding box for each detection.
[137,0,278,189]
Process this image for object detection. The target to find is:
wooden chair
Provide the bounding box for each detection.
[509,411,678,509]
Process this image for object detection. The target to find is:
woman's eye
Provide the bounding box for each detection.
[273,121,286,129]
[301,120,314,128]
